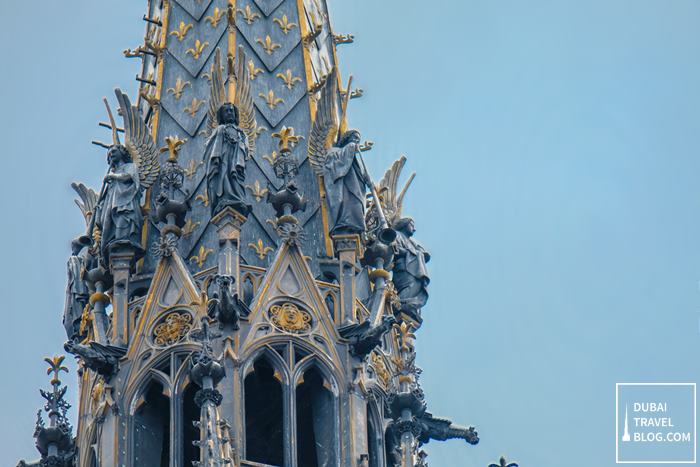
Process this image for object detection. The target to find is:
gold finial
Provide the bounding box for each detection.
[44,355,68,386]
[160,135,187,162]
[271,126,303,151]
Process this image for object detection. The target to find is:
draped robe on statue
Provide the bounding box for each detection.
[322,142,366,235]
[97,162,143,261]
[63,243,90,340]
[393,230,430,310]
[205,124,250,216]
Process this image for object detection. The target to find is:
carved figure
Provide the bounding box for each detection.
[393,218,430,315]
[205,47,258,217]
[206,275,250,329]
[92,89,160,264]
[371,156,430,316]
[309,76,370,235]
[341,315,396,358]
[64,340,126,377]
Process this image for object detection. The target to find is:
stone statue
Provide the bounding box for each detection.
[392,218,430,315]
[369,156,430,317]
[204,47,258,217]
[308,76,369,236]
[94,144,144,262]
[91,89,160,265]
[62,237,92,340]
[204,103,251,216]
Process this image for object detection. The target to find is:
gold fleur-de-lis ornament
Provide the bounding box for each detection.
[256,36,281,55]
[189,246,213,268]
[259,89,285,110]
[186,39,209,60]
[184,97,205,117]
[170,21,193,42]
[204,7,226,28]
[248,60,263,80]
[167,77,191,100]
[248,239,274,260]
[237,5,261,24]
[273,15,297,34]
[276,69,302,90]
[245,180,269,202]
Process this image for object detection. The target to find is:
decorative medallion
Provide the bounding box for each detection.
[269,303,312,333]
[153,312,193,346]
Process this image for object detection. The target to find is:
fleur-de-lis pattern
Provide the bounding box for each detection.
[186,39,209,60]
[259,89,285,109]
[204,7,226,28]
[273,15,297,34]
[167,77,191,100]
[237,5,261,25]
[170,21,193,42]
[245,180,269,202]
[256,36,281,55]
[276,69,302,89]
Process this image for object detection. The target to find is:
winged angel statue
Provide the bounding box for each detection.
[204,46,258,217]
[371,156,431,317]
[308,76,369,236]
[92,89,160,265]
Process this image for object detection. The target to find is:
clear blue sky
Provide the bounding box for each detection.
[1,1,700,466]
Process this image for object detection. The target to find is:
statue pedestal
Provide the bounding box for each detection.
[333,234,362,326]
[108,246,136,347]
[211,207,247,294]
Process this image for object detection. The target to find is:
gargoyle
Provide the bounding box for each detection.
[416,412,479,446]
[64,340,126,378]
[207,275,250,329]
[340,315,396,358]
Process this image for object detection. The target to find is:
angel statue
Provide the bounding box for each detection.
[371,156,430,317]
[309,76,369,236]
[204,47,258,217]
[62,182,99,340]
[91,89,159,265]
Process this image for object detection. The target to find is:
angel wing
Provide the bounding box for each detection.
[114,88,160,189]
[71,182,98,228]
[376,155,416,226]
[307,73,338,176]
[206,48,227,134]
[233,45,259,158]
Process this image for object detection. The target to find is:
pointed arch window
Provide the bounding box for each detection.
[242,342,340,466]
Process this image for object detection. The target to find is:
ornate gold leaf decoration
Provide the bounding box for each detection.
[182,219,200,237]
[185,159,204,179]
[204,7,226,28]
[269,303,312,333]
[160,135,187,161]
[248,60,264,80]
[259,89,285,110]
[237,5,261,24]
[371,352,390,386]
[184,97,205,117]
[273,15,297,34]
[256,36,281,55]
[186,39,209,60]
[195,192,209,206]
[170,21,193,42]
[262,151,278,166]
[276,69,302,90]
[45,355,68,385]
[245,180,269,202]
[394,321,416,352]
[167,77,191,100]
[248,239,274,260]
[153,312,193,346]
[189,246,213,268]
[271,126,302,151]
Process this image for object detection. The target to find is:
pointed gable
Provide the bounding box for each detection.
[126,252,206,361]
[241,241,342,367]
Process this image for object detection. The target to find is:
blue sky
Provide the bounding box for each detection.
[1,1,700,466]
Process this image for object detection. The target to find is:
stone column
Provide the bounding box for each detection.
[333,234,361,326]
[211,207,247,294]
[109,246,136,347]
